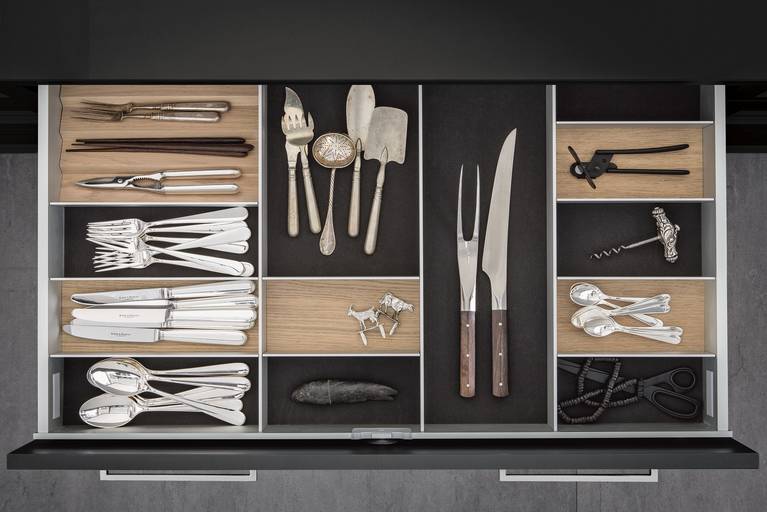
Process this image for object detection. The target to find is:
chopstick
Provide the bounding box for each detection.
[75,137,247,144]
[66,137,254,158]
[67,147,250,158]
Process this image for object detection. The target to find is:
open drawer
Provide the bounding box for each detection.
[8,83,757,471]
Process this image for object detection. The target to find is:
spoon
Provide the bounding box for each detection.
[312,132,356,256]
[79,394,243,428]
[141,386,246,407]
[583,316,683,345]
[87,359,249,425]
[569,282,662,327]
[570,294,671,329]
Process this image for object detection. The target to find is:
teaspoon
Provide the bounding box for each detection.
[570,294,671,329]
[569,282,662,327]
[583,316,683,345]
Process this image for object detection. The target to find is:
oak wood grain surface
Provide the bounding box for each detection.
[59,280,259,353]
[265,280,419,354]
[57,85,259,203]
[557,279,706,354]
[556,126,706,199]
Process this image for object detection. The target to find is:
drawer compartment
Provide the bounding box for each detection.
[264,279,419,355]
[265,357,420,427]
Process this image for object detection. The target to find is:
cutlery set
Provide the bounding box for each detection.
[86,207,255,276]
[568,282,683,344]
[283,86,408,256]
[64,280,257,346]
[456,129,517,398]
[81,358,251,427]
[73,100,231,123]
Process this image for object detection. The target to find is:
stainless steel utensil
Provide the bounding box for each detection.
[64,324,248,345]
[482,129,516,397]
[80,394,243,428]
[72,307,256,327]
[71,280,255,305]
[76,169,241,194]
[570,294,671,329]
[456,165,480,398]
[582,316,683,345]
[346,85,376,237]
[87,221,248,239]
[82,294,257,310]
[312,132,357,255]
[87,207,248,231]
[569,282,664,327]
[72,109,221,122]
[89,226,251,255]
[362,107,408,255]
[283,87,321,235]
[80,100,231,113]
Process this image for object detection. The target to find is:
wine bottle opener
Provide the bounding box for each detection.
[591,206,680,263]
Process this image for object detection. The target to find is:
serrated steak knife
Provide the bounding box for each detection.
[481,129,516,397]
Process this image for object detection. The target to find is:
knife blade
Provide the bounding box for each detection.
[70,280,255,305]
[72,308,257,326]
[481,128,517,397]
[63,324,247,345]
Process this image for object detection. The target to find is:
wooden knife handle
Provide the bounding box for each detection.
[492,309,509,397]
[460,311,476,398]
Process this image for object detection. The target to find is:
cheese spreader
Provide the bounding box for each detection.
[63,325,247,346]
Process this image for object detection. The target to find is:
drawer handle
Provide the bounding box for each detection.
[499,469,658,483]
[99,470,257,482]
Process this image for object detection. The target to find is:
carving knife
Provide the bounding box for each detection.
[481,129,517,397]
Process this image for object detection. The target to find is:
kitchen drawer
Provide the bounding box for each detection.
[8,83,757,471]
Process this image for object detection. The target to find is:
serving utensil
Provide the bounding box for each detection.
[72,109,221,123]
[312,132,357,255]
[79,100,231,113]
[582,316,683,345]
[363,107,408,255]
[76,169,241,195]
[346,85,376,237]
[482,129,516,397]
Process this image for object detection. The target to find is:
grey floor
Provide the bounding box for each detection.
[0,153,765,512]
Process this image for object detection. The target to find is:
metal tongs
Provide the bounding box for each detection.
[568,144,691,189]
[77,168,241,194]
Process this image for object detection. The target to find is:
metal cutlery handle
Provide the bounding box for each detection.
[162,320,254,330]
[168,308,256,323]
[602,300,663,327]
[151,363,250,377]
[157,329,248,345]
[145,235,247,254]
[364,160,387,255]
[459,311,476,398]
[616,324,683,345]
[348,151,362,237]
[149,245,252,276]
[151,207,248,226]
[146,111,220,122]
[608,294,671,317]
[301,148,322,234]
[287,160,299,237]
[143,388,244,406]
[154,102,231,112]
[150,374,251,391]
[168,280,255,299]
[150,221,247,234]
[603,293,648,303]
[161,169,241,179]
[166,227,251,252]
[147,386,245,426]
[319,169,337,256]
[146,398,243,413]
[172,294,258,310]
[161,184,239,194]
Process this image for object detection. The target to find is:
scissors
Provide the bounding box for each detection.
[558,359,700,420]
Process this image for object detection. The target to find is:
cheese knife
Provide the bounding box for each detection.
[346,85,375,237]
[482,129,517,397]
[70,280,255,305]
[63,324,247,345]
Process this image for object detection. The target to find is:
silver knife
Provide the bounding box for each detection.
[284,87,321,234]
[481,128,517,398]
[72,308,257,328]
[63,324,247,345]
[80,294,258,310]
[346,85,376,237]
[70,280,255,305]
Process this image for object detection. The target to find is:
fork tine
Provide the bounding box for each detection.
[80,100,123,109]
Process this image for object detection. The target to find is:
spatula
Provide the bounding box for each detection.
[363,107,408,255]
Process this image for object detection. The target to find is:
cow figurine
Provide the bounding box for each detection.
[378,292,415,335]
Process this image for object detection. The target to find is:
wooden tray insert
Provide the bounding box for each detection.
[557,279,706,354]
[265,280,420,354]
[556,125,706,199]
[57,85,259,203]
[60,280,259,353]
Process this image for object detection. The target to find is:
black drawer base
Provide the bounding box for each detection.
[8,438,758,471]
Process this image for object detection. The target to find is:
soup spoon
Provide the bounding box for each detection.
[79,394,243,428]
[569,282,663,327]
[570,294,671,329]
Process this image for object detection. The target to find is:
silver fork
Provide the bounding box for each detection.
[80,100,231,113]
[89,226,251,255]
[87,221,248,239]
[87,207,248,230]
[72,108,220,122]
[91,240,254,276]
[281,112,321,234]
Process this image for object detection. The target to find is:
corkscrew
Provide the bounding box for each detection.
[590,207,679,263]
